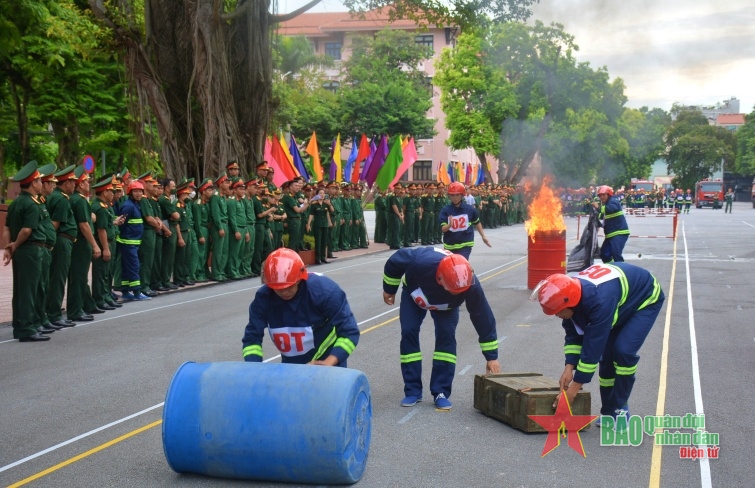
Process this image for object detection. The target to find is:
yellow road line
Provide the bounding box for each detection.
[11,260,525,486]
[648,219,680,487]
[8,420,163,488]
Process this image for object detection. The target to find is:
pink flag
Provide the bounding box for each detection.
[389,137,419,187]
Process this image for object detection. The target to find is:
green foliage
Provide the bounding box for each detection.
[664,110,736,191]
[434,30,518,162]
[339,29,436,139]
[617,106,671,183]
[735,109,755,175]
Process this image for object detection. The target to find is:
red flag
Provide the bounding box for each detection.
[352,134,371,183]
[270,134,298,182]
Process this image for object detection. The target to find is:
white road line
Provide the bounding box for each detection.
[0,403,164,473]
[457,365,473,376]
[682,224,712,488]
[741,221,755,229]
[398,409,420,425]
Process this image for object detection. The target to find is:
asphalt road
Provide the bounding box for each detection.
[1,203,753,487]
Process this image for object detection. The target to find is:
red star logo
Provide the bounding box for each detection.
[528,391,598,457]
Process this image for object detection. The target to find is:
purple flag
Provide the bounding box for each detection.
[364,135,389,187]
[359,139,378,180]
[289,135,310,181]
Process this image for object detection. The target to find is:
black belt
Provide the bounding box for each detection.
[28,241,53,250]
[289,217,300,220]
[58,233,76,242]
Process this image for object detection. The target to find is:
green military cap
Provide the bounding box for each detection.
[12,160,40,184]
[97,172,116,184]
[197,177,214,193]
[226,160,239,170]
[54,164,77,182]
[74,165,90,182]
[119,167,131,179]
[136,171,152,181]
[215,172,228,185]
[91,176,115,192]
[38,163,58,182]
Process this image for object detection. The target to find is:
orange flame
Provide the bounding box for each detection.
[525,175,566,242]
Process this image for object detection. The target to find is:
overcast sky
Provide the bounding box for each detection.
[278,0,754,113]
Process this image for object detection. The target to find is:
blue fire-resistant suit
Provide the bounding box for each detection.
[563,262,664,415]
[116,197,144,293]
[438,202,480,259]
[242,273,359,367]
[383,247,498,398]
[598,196,629,263]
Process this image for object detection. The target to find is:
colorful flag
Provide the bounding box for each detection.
[389,136,419,187]
[360,138,378,181]
[437,161,450,185]
[264,137,274,166]
[332,134,342,183]
[270,134,298,185]
[289,134,310,181]
[364,135,388,187]
[476,162,486,185]
[376,136,404,191]
[280,131,295,167]
[305,132,323,181]
[353,134,371,183]
[344,138,358,182]
[465,162,472,185]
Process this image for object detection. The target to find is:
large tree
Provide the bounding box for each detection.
[339,29,435,139]
[735,109,755,175]
[664,110,736,191]
[87,0,537,180]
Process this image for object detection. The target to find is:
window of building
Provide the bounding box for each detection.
[323,80,340,93]
[413,160,432,181]
[415,35,434,49]
[325,42,342,60]
[424,76,434,98]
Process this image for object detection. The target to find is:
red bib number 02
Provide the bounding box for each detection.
[448,214,468,232]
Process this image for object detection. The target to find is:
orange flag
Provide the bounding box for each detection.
[305,132,323,181]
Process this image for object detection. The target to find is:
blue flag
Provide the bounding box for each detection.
[289,135,310,181]
[344,138,358,181]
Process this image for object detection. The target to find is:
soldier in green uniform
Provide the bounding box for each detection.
[386,183,404,249]
[402,183,419,247]
[251,184,276,275]
[282,179,309,251]
[172,182,192,285]
[3,162,56,341]
[307,187,332,264]
[420,183,436,245]
[328,182,343,252]
[36,164,66,329]
[44,165,78,327]
[91,176,121,310]
[158,178,180,289]
[67,167,102,321]
[241,178,258,277]
[271,190,286,249]
[208,173,230,281]
[225,178,248,279]
[352,185,368,248]
[183,178,199,284]
[373,187,387,244]
[338,184,353,251]
[194,178,214,281]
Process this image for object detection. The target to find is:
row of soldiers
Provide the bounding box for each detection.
[559,187,696,216]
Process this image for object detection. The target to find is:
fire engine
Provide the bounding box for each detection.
[695,179,724,208]
[630,180,655,192]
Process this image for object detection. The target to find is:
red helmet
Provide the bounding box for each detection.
[436,254,475,294]
[597,185,613,197]
[127,181,145,194]
[447,182,466,195]
[263,248,308,290]
[530,274,581,315]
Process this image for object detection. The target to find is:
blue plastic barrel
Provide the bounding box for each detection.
[162,361,372,484]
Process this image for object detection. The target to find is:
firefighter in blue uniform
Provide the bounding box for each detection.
[242,248,359,367]
[594,185,629,263]
[531,262,664,423]
[438,182,490,259]
[382,247,500,410]
[117,181,150,301]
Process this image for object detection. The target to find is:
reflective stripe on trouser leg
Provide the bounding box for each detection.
[118,243,141,293]
[606,298,664,413]
[429,307,459,398]
[400,288,428,397]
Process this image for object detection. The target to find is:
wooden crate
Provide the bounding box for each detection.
[473,372,592,433]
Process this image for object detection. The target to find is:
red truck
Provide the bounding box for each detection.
[695,179,724,209]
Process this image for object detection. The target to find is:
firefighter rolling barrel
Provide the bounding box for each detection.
[162,361,372,484]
